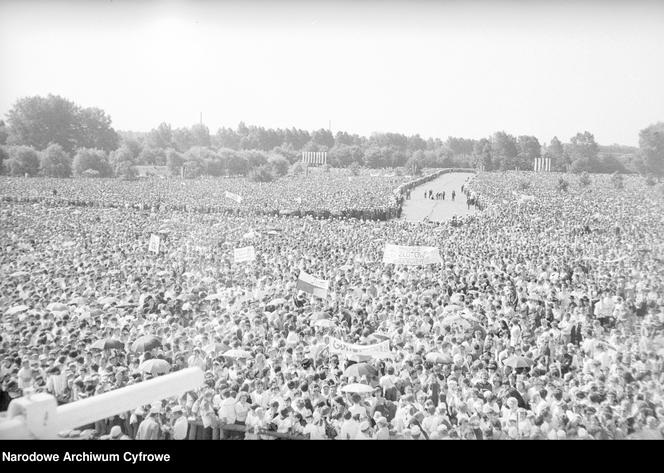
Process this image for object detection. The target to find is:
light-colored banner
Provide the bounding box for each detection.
[225,191,243,203]
[382,244,442,265]
[148,234,161,254]
[233,246,256,263]
[328,336,392,358]
[296,270,329,298]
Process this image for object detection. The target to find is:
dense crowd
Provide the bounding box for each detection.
[0,170,413,221]
[1,171,663,440]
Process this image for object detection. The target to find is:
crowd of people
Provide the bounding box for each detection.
[1,170,663,440]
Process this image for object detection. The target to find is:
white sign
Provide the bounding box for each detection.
[233,246,256,263]
[382,244,442,266]
[296,270,329,298]
[148,234,161,254]
[225,191,243,203]
[328,337,392,358]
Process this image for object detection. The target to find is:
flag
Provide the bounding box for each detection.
[148,234,161,254]
[296,270,329,298]
[225,191,243,203]
[233,246,256,264]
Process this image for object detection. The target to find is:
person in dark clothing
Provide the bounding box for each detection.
[451,190,456,201]
[442,191,445,200]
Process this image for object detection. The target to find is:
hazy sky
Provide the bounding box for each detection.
[1,0,663,146]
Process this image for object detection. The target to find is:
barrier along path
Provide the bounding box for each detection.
[400,172,477,222]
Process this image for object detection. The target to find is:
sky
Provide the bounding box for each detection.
[1,0,663,146]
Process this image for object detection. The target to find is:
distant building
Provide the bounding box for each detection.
[134,166,170,178]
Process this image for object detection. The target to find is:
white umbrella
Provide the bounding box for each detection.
[223,349,250,359]
[139,359,171,375]
[312,319,337,329]
[97,296,120,305]
[9,271,30,278]
[5,305,30,316]
[267,298,287,306]
[47,302,68,312]
[340,383,374,394]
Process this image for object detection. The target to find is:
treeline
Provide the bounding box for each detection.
[0,94,662,178]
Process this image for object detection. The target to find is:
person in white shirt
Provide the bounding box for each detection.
[303,411,327,439]
[338,412,360,440]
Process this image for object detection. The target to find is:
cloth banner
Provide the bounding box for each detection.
[148,234,161,254]
[383,244,442,265]
[225,191,243,203]
[233,246,256,263]
[296,271,329,298]
[328,337,392,358]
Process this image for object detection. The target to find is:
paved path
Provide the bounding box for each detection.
[400,172,477,222]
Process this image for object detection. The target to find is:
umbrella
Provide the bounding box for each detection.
[440,314,472,330]
[311,311,330,321]
[131,335,162,353]
[343,363,378,379]
[203,343,230,354]
[90,339,125,351]
[69,297,87,306]
[139,359,171,375]
[425,352,453,364]
[5,305,30,316]
[312,319,336,329]
[346,353,373,363]
[97,296,120,305]
[267,298,287,307]
[223,349,250,359]
[46,302,68,312]
[9,271,30,278]
[340,383,374,394]
[503,356,535,369]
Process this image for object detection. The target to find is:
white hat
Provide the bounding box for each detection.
[109,426,123,438]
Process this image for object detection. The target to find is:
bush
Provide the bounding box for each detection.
[81,169,101,178]
[557,177,569,192]
[290,161,305,176]
[249,164,274,182]
[517,180,531,191]
[645,174,657,186]
[349,162,361,176]
[6,145,40,176]
[395,167,405,177]
[611,172,624,189]
[579,172,591,187]
[268,154,290,177]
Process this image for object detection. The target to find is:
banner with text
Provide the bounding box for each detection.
[148,234,161,254]
[296,271,329,298]
[328,337,393,358]
[233,246,256,263]
[225,191,243,203]
[382,244,442,266]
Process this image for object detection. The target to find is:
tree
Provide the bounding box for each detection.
[191,124,211,147]
[406,151,424,176]
[473,139,492,170]
[248,164,274,182]
[172,127,196,152]
[579,171,591,187]
[290,161,305,176]
[240,150,268,169]
[147,122,174,149]
[311,129,334,149]
[6,95,118,153]
[115,161,137,179]
[516,136,541,169]
[72,148,113,177]
[0,146,8,174]
[0,120,8,145]
[137,147,166,166]
[166,149,184,176]
[6,145,40,176]
[364,146,385,168]
[268,154,290,177]
[349,162,361,176]
[40,143,71,177]
[109,145,135,175]
[491,132,518,170]
[568,131,599,173]
[226,152,249,176]
[639,122,664,176]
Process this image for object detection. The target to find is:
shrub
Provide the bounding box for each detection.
[517,180,531,191]
[579,172,591,187]
[249,164,274,182]
[290,161,305,176]
[645,174,656,186]
[349,162,361,176]
[611,171,624,189]
[268,154,290,177]
[81,169,101,178]
[556,177,569,192]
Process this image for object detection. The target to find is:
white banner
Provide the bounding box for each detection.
[233,246,256,263]
[148,234,161,254]
[225,191,243,203]
[383,244,442,265]
[296,270,329,298]
[328,337,392,358]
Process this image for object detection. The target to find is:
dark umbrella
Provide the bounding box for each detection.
[131,335,162,353]
[343,362,378,379]
[503,356,534,369]
[90,338,125,351]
